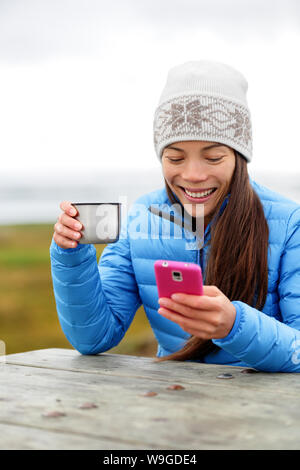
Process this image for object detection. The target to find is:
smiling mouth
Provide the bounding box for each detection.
[180,187,217,198]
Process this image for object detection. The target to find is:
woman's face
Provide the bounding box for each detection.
[162,140,236,223]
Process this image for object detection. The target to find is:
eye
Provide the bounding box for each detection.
[166,157,184,163]
[206,156,224,163]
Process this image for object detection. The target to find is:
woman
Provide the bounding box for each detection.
[50,60,300,372]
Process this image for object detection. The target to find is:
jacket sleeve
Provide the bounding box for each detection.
[50,219,142,355]
[213,207,300,372]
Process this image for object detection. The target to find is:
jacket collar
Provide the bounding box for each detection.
[148,189,231,248]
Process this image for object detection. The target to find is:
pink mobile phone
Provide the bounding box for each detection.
[154,260,203,299]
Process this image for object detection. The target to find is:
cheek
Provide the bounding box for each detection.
[225,156,236,181]
[162,164,175,184]
[224,166,235,186]
[216,162,235,187]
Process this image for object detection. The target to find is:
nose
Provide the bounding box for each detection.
[181,160,209,183]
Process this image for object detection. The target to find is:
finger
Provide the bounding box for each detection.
[54,222,82,241]
[158,307,213,337]
[202,285,220,296]
[158,297,216,321]
[159,297,201,318]
[168,293,219,311]
[171,286,219,304]
[53,232,78,249]
[60,201,78,217]
[59,212,82,231]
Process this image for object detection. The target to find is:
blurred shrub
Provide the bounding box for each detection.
[0,224,156,356]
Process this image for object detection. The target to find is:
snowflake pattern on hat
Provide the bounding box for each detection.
[154,94,252,161]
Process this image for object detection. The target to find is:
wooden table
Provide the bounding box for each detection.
[0,348,299,450]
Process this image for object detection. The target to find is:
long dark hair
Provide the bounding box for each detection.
[156,151,269,361]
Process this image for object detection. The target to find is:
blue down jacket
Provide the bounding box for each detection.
[50,180,300,372]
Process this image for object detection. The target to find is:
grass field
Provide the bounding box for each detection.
[0,224,157,357]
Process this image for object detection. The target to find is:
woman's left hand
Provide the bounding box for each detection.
[158,286,236,340]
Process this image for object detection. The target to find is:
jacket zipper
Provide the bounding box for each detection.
[148,204,205,272]
[198,248,203,272]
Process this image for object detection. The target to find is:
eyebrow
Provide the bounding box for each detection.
[165,143,229,152]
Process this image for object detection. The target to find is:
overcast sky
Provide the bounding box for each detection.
[0,0,300,177]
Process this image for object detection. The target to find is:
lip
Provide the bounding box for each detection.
[179,186,217,203]
[183,187,216,192]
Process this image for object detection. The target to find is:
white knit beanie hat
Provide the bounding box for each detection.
[153,60,252,162]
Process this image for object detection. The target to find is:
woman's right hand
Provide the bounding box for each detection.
[53,201,82,249]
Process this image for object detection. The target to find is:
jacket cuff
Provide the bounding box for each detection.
[49,238,96,267]
[212,301,242,345]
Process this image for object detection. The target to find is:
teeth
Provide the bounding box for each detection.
[185,188,215,198]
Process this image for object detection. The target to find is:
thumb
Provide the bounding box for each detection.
[202,285,220,297]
